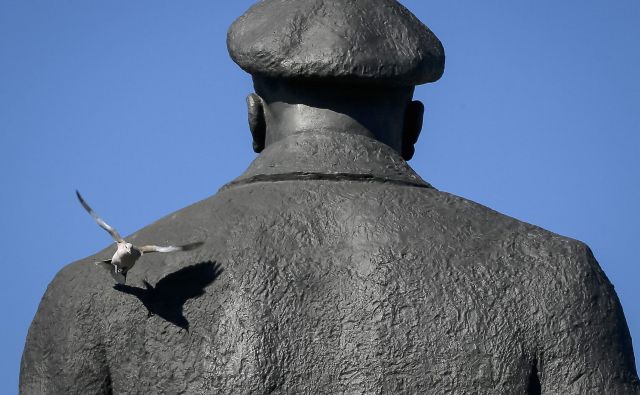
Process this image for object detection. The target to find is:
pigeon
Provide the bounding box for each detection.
[76,190,202,284]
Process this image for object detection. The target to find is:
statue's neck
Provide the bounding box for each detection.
[262,102,404,153]
[224,131,431,190]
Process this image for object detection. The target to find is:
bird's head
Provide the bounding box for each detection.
[117,241,133,252]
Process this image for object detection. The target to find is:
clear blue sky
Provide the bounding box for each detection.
[1,1,638,391]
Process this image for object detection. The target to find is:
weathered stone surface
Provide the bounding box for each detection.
[228,0,445,86]
[21,133,639,393]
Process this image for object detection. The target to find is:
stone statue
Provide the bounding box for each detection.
[21,0,639,393]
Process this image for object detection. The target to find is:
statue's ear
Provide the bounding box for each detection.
[401,100,424,161]
[247,93,266,153]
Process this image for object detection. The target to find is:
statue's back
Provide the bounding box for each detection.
[22,133,638,393]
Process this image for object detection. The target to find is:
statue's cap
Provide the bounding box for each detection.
[227,0,445,86]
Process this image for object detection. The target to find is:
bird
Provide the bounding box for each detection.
[76,190,203,284]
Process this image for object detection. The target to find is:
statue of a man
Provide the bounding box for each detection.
[21,0,638,393]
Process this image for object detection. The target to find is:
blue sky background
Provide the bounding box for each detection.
[1,1,638,391]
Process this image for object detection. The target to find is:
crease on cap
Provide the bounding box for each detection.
[227,0,445,86]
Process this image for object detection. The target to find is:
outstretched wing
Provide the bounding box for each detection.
[139,241,203,254]
[76,190,124,242]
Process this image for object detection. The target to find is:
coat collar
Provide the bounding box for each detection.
[223,131,432,190]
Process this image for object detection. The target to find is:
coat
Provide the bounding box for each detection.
[21,131,639,394]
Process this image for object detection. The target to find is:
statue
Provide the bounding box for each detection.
[21,0,639,393]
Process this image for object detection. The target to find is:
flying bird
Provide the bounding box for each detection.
[76,190,202,284]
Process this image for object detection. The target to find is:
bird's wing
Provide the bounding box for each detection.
[139,241,203,254]
[139,245,181,253]
[76,190,124,242]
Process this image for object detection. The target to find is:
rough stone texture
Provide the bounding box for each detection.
[227,0,445,86]
[21,133,639,394]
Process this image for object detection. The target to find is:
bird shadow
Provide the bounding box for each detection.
[114,261,223,331]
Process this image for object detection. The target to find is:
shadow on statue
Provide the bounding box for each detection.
[114,261,223,331]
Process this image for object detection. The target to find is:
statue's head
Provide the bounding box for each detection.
[227,0,445,161]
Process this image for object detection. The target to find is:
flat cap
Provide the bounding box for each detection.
[227,0,445,86]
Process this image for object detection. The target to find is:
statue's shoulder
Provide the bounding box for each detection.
[418,187,599,276]
[32,254,113,329]
[21,255,112,391]
[418,189,618,320]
